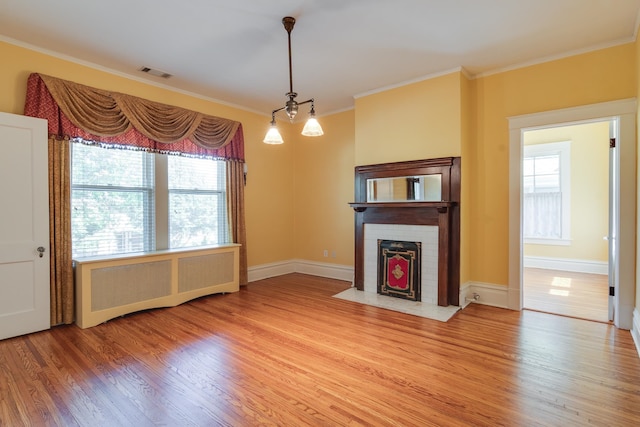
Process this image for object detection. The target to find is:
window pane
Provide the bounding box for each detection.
[72,189,151,256]
[168,156,228,249]
[534,155,559,175]
[72,143,152,187]
[169,193,226,247]
[535,174,560,192]
[523,176,534,193]
[71,142,155,258]
[523,158,534,176]
[168,155,223,190]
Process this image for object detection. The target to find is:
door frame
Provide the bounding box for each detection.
[507,99,636,329]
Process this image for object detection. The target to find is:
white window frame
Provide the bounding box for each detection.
[523,140,571,245]
[166,156,228,249]
[71,142,229,258]
[70,143,156,258]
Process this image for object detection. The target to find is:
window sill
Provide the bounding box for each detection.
[524,238,571,246]
[73,243,240,264]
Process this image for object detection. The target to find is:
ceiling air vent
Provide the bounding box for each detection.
[139,67,172,79]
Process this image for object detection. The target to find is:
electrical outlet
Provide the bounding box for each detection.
[331,251,336,258]
[323,249,328,257]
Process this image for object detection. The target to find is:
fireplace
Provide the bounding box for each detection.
[377,239,421,301]
[349,157,460,307]
[365,224,439,304]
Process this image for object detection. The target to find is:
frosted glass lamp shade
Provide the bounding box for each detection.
[263,125,284,144]
[301,117,324,137]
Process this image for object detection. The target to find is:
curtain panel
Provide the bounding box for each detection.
[24,73,245,161]
[24,73,248,325]
[48,136,74,325]
[523,192,562,239]
[226,160,248,286]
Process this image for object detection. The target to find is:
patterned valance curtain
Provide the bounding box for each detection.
[24,73,248,325]
[24,73,244,160]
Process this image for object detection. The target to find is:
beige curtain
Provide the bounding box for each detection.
[48,137,74,324]
[226,160,248,286]
[39,74,239,148]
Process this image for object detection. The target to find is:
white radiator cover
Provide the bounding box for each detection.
[74,245,240,328]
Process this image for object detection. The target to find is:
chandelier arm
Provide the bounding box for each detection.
[297,98,314,107]
[271,106,286,116]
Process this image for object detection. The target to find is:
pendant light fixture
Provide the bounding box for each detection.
[263,16,323,144]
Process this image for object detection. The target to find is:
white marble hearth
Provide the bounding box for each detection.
[333,288,460,322]
[337,222,461,322]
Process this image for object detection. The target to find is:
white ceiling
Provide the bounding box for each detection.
[1,0,639,117]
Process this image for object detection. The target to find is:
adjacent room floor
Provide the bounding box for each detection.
[523,267,609,322]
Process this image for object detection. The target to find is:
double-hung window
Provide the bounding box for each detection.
[71,141,229,258]
[71,142,155,257]
[168,155,228,248]
[523,141,571,244]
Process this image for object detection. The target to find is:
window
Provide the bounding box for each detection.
[523,141,571,244]
[71,141,229,258]
[71,143,155,257]
[168,156,228,248]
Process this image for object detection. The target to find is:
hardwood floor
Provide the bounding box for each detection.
[1,273,639,426]
[524,267,609,322]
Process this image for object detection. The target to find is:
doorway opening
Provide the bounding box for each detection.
[521,121,611,322]
[507,99,636,330]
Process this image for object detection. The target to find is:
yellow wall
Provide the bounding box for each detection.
[354,72,464,165]
[0,40,294,268]
[471,43,635,285]
[292,110,355,265]
[523,122,609,262]
[460,72,473,284]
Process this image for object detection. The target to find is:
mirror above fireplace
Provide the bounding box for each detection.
[366,174,442,202]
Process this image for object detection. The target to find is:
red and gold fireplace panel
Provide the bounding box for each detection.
[377,240,421,301]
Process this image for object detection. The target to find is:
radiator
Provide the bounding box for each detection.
[74,245,240,328]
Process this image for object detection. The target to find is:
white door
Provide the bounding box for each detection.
[607,121,618,322]
[0,112,50,340]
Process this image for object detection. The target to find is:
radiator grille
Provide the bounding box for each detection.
[178,252,234,293]
[91,261,172,311]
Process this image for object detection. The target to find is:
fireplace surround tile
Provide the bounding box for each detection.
[364,224,439,305]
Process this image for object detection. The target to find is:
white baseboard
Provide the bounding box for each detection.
[632,308,640,358]
[248,260,296,282]
[292,259,354,282]
[249,262,510,310]
[460,281,509,309]
[524,256,608,275]
[248,260,353,284]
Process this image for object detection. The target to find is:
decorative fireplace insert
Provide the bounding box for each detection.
[378,239,421,301]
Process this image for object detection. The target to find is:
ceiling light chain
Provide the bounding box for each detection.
[263,16,324,145]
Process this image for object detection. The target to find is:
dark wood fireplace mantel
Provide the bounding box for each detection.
[349,157,460,306]
[349,201,455,211]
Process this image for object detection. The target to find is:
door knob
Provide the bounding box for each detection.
[37,246,45,258]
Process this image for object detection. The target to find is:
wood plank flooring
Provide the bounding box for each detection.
[1,273,639,426]
[524,267,609,322]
